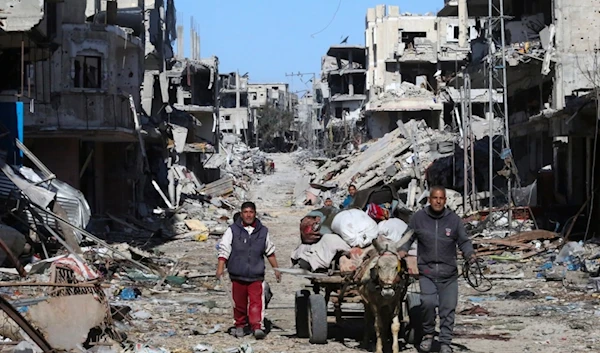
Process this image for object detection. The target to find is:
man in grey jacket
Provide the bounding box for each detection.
[399,186,476,353]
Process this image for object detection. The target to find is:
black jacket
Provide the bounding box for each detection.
[400,206,474,279]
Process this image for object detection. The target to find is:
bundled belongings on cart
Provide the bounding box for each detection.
[291,192,417,274]
[349,183,412,223]
[292,206,350,272]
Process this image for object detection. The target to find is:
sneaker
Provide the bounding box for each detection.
[253,329,266,340]
[232,327,245,338]
[419,335,434,352]
[440,344,453,353]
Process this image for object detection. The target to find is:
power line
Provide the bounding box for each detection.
[310,0,342,38]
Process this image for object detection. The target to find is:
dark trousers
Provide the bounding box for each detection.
[419,275,458,345]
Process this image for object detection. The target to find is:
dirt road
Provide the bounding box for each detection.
[137,153,600,353]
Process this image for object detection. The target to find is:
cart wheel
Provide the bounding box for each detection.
[308,294,328,344]
[404,292,423,345]
[295,290,310,338]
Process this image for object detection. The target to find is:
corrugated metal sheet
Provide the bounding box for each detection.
[0,168,90,242]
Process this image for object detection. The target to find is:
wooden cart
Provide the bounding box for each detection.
[284,264,422,345]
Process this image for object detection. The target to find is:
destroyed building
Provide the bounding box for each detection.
[305,0,600,235]
[320,45,367,154]
[219,72,250,139]
[294,92,324,150]
[0,0,169,215]
[435,0,600,233]
[364,5,480,138]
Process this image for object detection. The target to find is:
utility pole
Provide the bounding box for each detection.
[458,0,469,48]
[485,0,519,231]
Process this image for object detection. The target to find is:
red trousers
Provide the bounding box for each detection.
[231,280,265,330]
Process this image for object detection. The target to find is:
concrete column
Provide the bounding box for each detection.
[349,75,355,96]
[235,72,241,108]
[567,139,573,203]
[94,142,105,213]
[458,0,469,48]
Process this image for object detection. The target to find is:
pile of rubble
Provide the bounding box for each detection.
[297,119,459,210]
[0,134,277,352]
[141,134,273,242]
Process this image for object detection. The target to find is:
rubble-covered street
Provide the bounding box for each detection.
[1,0,600,352]
[98,154,600,353]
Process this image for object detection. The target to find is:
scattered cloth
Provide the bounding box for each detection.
[506,290,536,299]
[459,305,490,316]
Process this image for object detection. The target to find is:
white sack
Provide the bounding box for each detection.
[331,209,378,248]
[377,218,409,243]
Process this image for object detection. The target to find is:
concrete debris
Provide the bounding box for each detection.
[296,119,458,209]
[26,294,105,351]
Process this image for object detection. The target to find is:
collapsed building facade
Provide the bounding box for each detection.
[364,6,473,138]
[0,0,176,216]
[437,0,600,234]
[320,45,367,155]
[338,0,600,235]
[219,72,250,139]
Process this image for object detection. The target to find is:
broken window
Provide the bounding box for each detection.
[401,32,427,48]
[74,56,101,89]
[251,92,257,100]
[335,107,343,118]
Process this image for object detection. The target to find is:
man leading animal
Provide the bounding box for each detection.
[399,186,476,353]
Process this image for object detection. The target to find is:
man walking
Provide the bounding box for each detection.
[399,186,475,353]
[216,202,281,339]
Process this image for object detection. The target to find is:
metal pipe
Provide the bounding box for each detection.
[0,296,53,352]
[20,39,24,99]
[499,0,512,228]
[29,203,158,275]
[487,0,494,213]
[15,140,54,178]
[461,84,468,211]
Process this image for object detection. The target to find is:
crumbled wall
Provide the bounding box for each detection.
[220,108,249,134]
[554,0,600,109]
[24,24,142,131]
[0,0,44,32]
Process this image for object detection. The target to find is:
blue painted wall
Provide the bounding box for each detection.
[0,102,24,165]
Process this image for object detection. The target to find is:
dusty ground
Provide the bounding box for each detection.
[121,153,600,353]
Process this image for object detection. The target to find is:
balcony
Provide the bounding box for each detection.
[19,23,144,141]
[23,91,136,141]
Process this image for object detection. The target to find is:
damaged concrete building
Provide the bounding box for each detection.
[294,91,324,150]
[330,0,600,234]
[0,1,142,215]
[320,45,367,154]
[0,0,186,216]
[247,82,296,148]
[219,72,250,139]
[436,0,600,231]
[364,5,480,138]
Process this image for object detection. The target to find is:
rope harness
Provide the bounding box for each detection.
[461,257,493,292]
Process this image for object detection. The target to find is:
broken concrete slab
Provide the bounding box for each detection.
[26,294,105,351]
